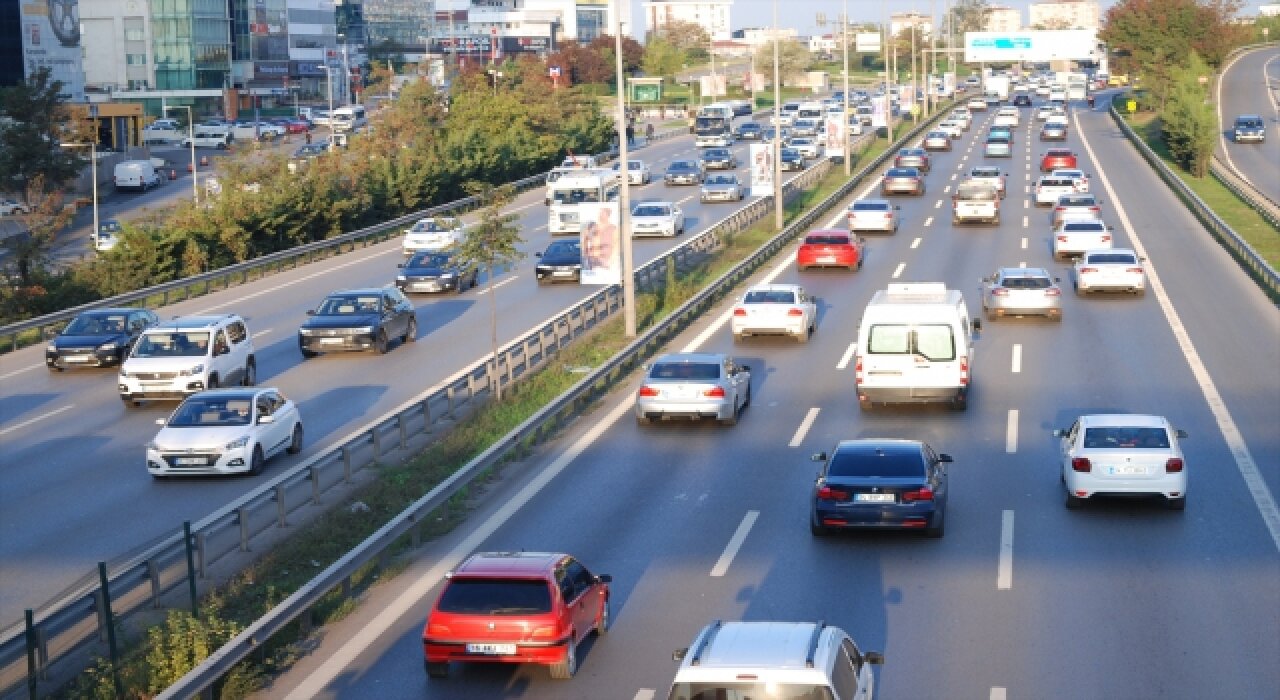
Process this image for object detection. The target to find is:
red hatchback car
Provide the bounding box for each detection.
[422,551,611,680]
[797,229,865,271]
[1040,148,1078,172]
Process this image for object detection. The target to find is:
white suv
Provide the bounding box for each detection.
[119,315,257,405]
[668,621,883,700]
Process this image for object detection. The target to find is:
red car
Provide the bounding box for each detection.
[422,551,611,680]
[284,119,311,134]
[797,229,865,271]
[1040,148,1078,172]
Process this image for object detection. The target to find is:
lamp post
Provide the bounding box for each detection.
[883,1,894,144]
[321,64,335,150]
[164,105,198,204]
[772,0,783,231]
[614,0,636,338]
[842,0,850,175]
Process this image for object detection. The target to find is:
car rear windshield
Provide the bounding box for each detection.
[1042,179,1075,187]
[829,449,925,478]
[805,234,849,244]
[1002,276,1052,289]
[744,289,797,304]
[670,161,697,170]
[436,578,552,614]
[867,324,956,361]
[1086,253,1138,264]
[650,362,720,380]
[852,202,889,211]
[668,683,834,700]
[706,175,735,185]
[972,168,1000,177]
[633,205,670,217]
[987,136,1010,143]
[956,186,997,201]
[1062,221,1105,231]
[1083,427,1170,449]
[886,168,917,177]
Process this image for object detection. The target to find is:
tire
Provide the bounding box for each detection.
[206,374,219,390]
[741,384,752,408]
[425,661,449,679]
[1135,287,1146,298]
[548,638,577,679]
[595,597,610,635]
[719,398,739,426]
[300,345,318,359]
[1076,285,1087,297]
[925,510,946,538]
[951,394,968,411]
[403,316,417,343]
[286,423,304,454]
[1166,496,1186,511]
[241,359,256,387]
[636,414,652,426]
[732,333,744,344]
[1065,492,1084,509]
[48,364,62,372]
[374,330,389,355]
[248,445,265,476]
[810,512,830,536]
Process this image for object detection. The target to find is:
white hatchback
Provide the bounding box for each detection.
[147,388,303,477]
[1055,414,1188,510]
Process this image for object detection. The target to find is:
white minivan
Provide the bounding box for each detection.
[113,160,163,191]
[853,283,979,411]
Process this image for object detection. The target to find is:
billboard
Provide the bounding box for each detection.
[749,144,773,198]
[964,30,1098,63]
[19,0,85,100]
[871,96,888,128]
[580,202,621,285]
[823,114,846,159]
[855,32,882,53]
[699,74,727,97]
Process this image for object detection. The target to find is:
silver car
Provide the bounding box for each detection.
[700,173,745,202]
[635,353,752,426]
[1040,121,1068,141]
[981,267,1063,321]
[1050,193,1102,227]
[847,198,900,233]
[923,131,952,151]
[630,201,685,237]
[1074,248,1146,296]
[881,167,925,196]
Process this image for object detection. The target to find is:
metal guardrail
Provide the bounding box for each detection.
[1108,101,1280,297]
[1209,157,1280,228]
[0,136,834,700]
[151,113,944,699]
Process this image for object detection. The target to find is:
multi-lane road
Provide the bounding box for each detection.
[1216,45,1280,201]
[249,99,1280,699]
[0,120,829,624]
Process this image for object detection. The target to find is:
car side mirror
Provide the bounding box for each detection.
[1053,429,1068,437]
[939,454,954,463]
[1175,429,1189,439]
[535,252,543,257]
[396,263,405,268]
[596,574,613,583]
[865,651,885,665]
[811,452,827,462]
[258,414,275,424]
[306,309,315,316]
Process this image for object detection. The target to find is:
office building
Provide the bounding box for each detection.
[642,0,732,42]
[1029,0,1100,30]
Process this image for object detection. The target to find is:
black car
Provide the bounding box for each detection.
[293,142,328,158]
[1012,93,1032,107]
[733,122,763,140]
[535,240,582,284]
[46,308,159,370]
[810,439,952,538]
[298,287,417,356]
[664,160,703,186]
[396,251,478,294]
[700,147,737,170]
[780,148,805,171]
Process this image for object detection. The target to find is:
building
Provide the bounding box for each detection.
[809,34,838,54]
[1,0,85,98]
[425,0,610,70]
[984,6,1023,33]
[1259,4,1280,17]
[732,27,800,50]
[1029,0,1100,30]
[890,11,933,39]
[358,0,437,54]
[643,0,733,42]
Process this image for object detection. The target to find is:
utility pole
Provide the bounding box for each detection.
[842,0,850,175]
[772,0,783,231]
[615,1,635,338]
[883,0,894,144]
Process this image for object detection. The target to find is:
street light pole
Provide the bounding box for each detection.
[165,105,198,203]
[772,0,783,231]
[615,0,636,338]
[842,0,850,175]
[323,65,335,149]
[87,107,99,239]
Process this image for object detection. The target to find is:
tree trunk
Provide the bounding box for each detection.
[490,257,500,401]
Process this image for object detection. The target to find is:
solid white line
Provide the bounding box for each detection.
[1011,344,1022,373]
[924,216,934,227]
[1074,99,1280,552]
[892,262,905,279]
[198,247,390,314]
[836,342,857,370]
[789,407,820,447]
[997,510,1014,590]
[991,687,1008,700]
[911,237,922,249]
[252,329,272,339]
[710,510,759,577]
[475,275,520,296]
[0,405,75,437]
[634,691,656,700]
[1005,409,1019,454]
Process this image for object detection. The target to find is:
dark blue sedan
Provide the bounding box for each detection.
[810,439,952,537]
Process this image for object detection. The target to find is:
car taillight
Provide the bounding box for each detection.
[530,625,560,639]
[1072,457,1092,472]
[902,487,934,502]
[638,386,659,397]
[787,308,804,316]
[703,386,726,397]
[426,623,451,636]
[1045,288,1061,296]
[1126,267,1143,273]
[1101,235,1111,242]
[1057,235,1069,242]
[1089,207,1099,212]
[1078,266,1097,273]
[1054,206,1066,211]
[959,357,969,385]
[854,357,864,384]
[733,308,747,316]
[991,288,1009,296]
[884,213,893,218]
[1165,458,1184,473]
[817,486,850,501]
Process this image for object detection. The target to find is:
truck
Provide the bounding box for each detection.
[694,112,734,148]
[113,160,162,192]
[983,75,1010,102]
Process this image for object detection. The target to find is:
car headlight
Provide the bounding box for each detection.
[47,344,56,352]
[98,342,118,351]
[298,328,313,336]
[225,435,250,450]
[355,326,375,334]
[146,441,160,452]
[179,364,205,377]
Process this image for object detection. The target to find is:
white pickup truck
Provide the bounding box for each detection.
[1052,220,1113,261]
[952,182,1001,225]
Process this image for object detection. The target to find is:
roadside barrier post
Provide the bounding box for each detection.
[97,562,124,698]
[24,610,36,699]
[184,521,199,617]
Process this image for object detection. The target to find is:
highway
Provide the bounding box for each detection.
[1216,45,1280,202]
[249,99,1280,699]
[0,121,829,624]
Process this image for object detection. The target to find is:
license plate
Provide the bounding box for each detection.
[552,270,575,277]
[855,493,896,503]
[320,337,344,344]
[1108,465,1147,475]
[466,643,516,655]
[141,381,169,386]
[817,256,836,264]
[63,356,90,363]
[175,457,206,466]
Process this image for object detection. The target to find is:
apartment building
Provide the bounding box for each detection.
[643,0,733,42]
[984,6,1023,33]
[1029,0,1100,30]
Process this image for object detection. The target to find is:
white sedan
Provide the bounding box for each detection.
[1,199,31,216]
[613,159,652,185]
[1054,414,1188,510]
[790,137,820,158]
[1074,248,1146,296]
[993,107,1020,128]
[731,283,817,343]
[1035,105,1054,121]
[1050,168,1090,193]
[630,201,685,237]
[147,388,304,477]
[402,217,464,255]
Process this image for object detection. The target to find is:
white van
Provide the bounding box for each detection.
[182,127,233,150]
[853,283,979,410]
[331,105,368,132]
[113,161,163,192]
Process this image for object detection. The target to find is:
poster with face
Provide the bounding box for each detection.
[824,115,847,158]
[579,201,621,285]
[750,143,774,198]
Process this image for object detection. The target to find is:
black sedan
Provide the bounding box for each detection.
[733,122,763,140]
[700,147,738,170]
[45,307,159,370]
[810,439,953,538]
[1012,93,1032,107]
[396,251,478,294]
[298,287,417,356]
[664,160,703,186]
[780,147,805,171]
[535,240,582,284]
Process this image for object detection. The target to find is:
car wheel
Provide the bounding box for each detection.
[1076,284,1087,297]
[595,597,610,635]
[985,306,998,321]
[404,316,417,343]
[719,398,739,426]
[925,510,946,538]
[636,413,652,426]
[1134,287,1146,297]
[207,375,219,389]
[1065,492,1084,509]
[242,359,256,387]
[809,512,830,536]
[286,423,304,455]
[374,330,389,354]
[1166,496,1186,511]
[300,345,318,359]
[47,363,63,372]
[248,445,265,476]
[548,637,577,679]
[950,393,968,411]
[741,383,752,408]
[425,661,449,679]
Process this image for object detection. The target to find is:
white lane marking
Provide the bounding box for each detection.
[956,163,964,170]
[710,510,759,577]
[911,237,922,249]
[198,247,389,313]
[997,510,1014,589]
[943,185,952,193]
[1025,172,1031,181]
[892,262,905,279]
[0,364,39,381]
[789,407,820,447]
[1020,237,1028,249]
[924,216,934,227]
[950,173,957,181]
[1074,100,1280,552]
[837,342,857,370]
[1005,410,1019,454]
[1011,344,1022,373]
[1021,216,1029,228]
[1024,185,1031,194]
[0,405,74,437]
[634,691,656,700]
[933,199,943,209]
[475,275,520,296]
[991,687,1008,700]
[252,329,271,339]
[1023,200,1029,209]
[1019,261,1027,268]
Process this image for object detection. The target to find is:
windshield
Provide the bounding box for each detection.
[669,161,697,171]
[1086,253,1138,264]
[168,397,254,427]
[706,175,735,185]
[744,289,796,304]
[410,220,451,233]
[957,187,997,201]
[867,324,956,361]
[436,579,552,614]
[1001,276,1052,289]
[972,168,1000,177]
[853,202,889,212]
[316,295,381,315]
[544,241,580,257]
[407,252,454,268]
[805,234,849,245]
[668,683,834,700]
[133,332,211,358]
[64,312,129,335]
[633,205,670,217]
[552,188,602,204]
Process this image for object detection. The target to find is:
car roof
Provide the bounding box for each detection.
[680,622,842,674]
[1078,414,1170,428]
[81,307,146,316]
[1235,114,1262,121]
[635,200,674,208]
[454,551,564,577]
[998,267,1052,278]
[184,388,268,401]
[328,287,388,296]
[748,283,802,292]
[150,315,238,330]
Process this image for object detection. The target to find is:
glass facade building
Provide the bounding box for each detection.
[362,0,435,53]
[152,0,232,89]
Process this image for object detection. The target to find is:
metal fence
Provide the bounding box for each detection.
[1108,101,1280,298]
[0,137,838,700]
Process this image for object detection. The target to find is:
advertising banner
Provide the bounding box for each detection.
[943,72,956,95]
[871,96,888,128]
[749,144,774,198]
[963,29,1098,63]
[579,202,621,285]
[823,114,847,159]
[855,32,882,53]
[699,74,727,97]
[19,0,85,100]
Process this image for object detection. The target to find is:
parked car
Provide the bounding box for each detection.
[1050,193,1103,227]
[810,438,953,537]
[1055,414,1188,510]
[731,283,817,343]
[847,198,899,233]
[1074,248,1146,296]
[797,229,864,271]
[881,167,926,196]
[396,251,478,294]
[422,551,611,679]
[46,307,160,370]
[534,240,582,284]
[298,287,417,356]
[894,148,931,173]
[146,388,303,477]
[700,173,745,202]
[635,352,751,426]
[629,200,685,237]
[119,314,257,405]
[612,159,652,185]
[402,217,464,256]
[0,198,29,216]
[981,267,1063,321]
[1040,148,1078,172]
[700,147,738,170]
[664,160,703,185]
[789,136,820,158]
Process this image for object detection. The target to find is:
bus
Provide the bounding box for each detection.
[695,103,735,147]
[547,169,621,235]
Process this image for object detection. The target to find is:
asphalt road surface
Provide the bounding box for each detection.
[1216,45,1280,202]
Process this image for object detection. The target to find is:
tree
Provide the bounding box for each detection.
[752,40,814,83]
[949,0,992,34]
[0,67,85,201]
[642,37,684,77]
[0,175,74,288]
[454,183,526,401]
[1161,53,1218,177]
[656,20,711,55]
